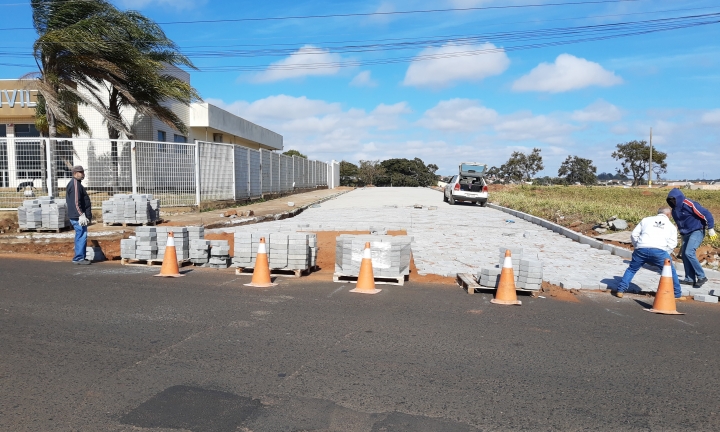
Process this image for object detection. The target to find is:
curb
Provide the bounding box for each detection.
[205,189,353,230]
[486,202,720,279]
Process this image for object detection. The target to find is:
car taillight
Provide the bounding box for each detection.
[482,185,488,193]
[454,183,460,191]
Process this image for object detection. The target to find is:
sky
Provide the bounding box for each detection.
[2,0,720,179]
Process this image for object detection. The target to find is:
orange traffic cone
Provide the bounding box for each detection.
[244,237,277,287]
[644,259,683,315]
[350,242,381,295]
[155,231,184,278]
[491,250,521,305]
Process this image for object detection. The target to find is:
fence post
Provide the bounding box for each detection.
[194,141,201,206]
[232,146,237,201]
[44,138,56,197]
[130,141,138,194]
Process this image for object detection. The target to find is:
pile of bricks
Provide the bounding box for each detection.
[18,197,69,230]
[85,246,105,262]
[208,240,231,268]
[102,194,160,225]
[156,227,189,261]
[189,239,210,266]
[334,235,412,280]
[477,247,543,291]
[233,232,318,272]
[121,226,190,262]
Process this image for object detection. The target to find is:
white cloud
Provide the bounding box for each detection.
[206,95,411,160]
[350,71,378,87]
[254,45,344,83]
[571,100,622,122]
[207,95,341,121]
[417,99,498,132]
[117,0,203,9]
[701,109,720,125]
[512,54,623,93]
[494,112,578,144]
[403,42,510,89]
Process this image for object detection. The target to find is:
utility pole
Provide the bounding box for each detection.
[648,127,653,188]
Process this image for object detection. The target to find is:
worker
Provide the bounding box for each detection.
[613,207,681,298]
[66,165,92,265]
[666,188,717,288]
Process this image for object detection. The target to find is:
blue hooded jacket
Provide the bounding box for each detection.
[667,188,714,235]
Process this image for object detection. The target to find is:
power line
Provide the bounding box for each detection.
[0,0,642,31]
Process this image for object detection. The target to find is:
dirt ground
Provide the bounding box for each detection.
[0,227,457,286]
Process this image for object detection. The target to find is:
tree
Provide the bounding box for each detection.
[339,160,358,186]
[376,158,438,187]
[31,0,200,194]
[497,148,544,182]
[558,155,597,185]
[612,140,667,186]
[357,160,386,186]
[283,149,307,159]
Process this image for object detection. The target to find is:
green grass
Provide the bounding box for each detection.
[490,185,720,247]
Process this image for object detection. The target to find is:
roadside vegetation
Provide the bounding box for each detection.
[490,185,720,248]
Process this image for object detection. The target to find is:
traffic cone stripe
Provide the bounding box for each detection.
[644,259,683,315]
[502,255,512,268]
[166,235,175,248]
[350,242,382,295]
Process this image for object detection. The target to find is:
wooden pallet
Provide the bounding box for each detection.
[333,273,406,286]
[456,273,536,295]
[235,267,313,278]
[104,219,164,227]
[121,258,191,267]
[17,226,69,233]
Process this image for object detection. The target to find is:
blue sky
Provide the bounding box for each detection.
[2,0,720,179]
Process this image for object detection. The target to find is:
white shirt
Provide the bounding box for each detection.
[631,214,678,253]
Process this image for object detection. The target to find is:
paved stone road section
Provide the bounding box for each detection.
[210,187,719,294]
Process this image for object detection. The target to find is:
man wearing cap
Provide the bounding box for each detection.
[66,166,92,265]
[666,188,717,288]
[612,207,682,299]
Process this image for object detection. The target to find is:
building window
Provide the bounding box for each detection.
[157,130,166,142]
[14,123,40,138]
[0,124,6,137]
[16,141,43,179]
[173,134,187,143]
[213,133,223,143]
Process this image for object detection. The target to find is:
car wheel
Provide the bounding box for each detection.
[448,194,455,205]
[479,200,487,207]
[443,193,448,202]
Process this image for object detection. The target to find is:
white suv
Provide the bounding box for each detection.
[443,163,488,206]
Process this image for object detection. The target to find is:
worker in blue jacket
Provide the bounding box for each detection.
[666,188,717,288]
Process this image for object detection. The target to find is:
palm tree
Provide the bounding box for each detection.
[30,0,200,194]
[86,11,200,192]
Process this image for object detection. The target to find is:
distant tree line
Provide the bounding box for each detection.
[487,140,668,186]
[340,158,439,187]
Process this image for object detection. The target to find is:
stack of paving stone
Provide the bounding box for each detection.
[497,247,523,275]
[101,194,160,225]
[120,238,136,259]
[208,240,231,268]
[42,202,68,229]
[18,197,68,230]
[134,227,158,260]
[156,227,189,261]
[187,226,204,241]
[85,246,106,262]
[517,259,543,291]
[233,231,318,272]
[189,239,210,266]
[334,234,412,279]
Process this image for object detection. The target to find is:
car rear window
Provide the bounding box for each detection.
[460,164,485,175]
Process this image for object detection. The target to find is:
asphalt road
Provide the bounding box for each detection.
[1,258,719,431]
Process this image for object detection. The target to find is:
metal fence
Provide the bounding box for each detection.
[0,138,330,210]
